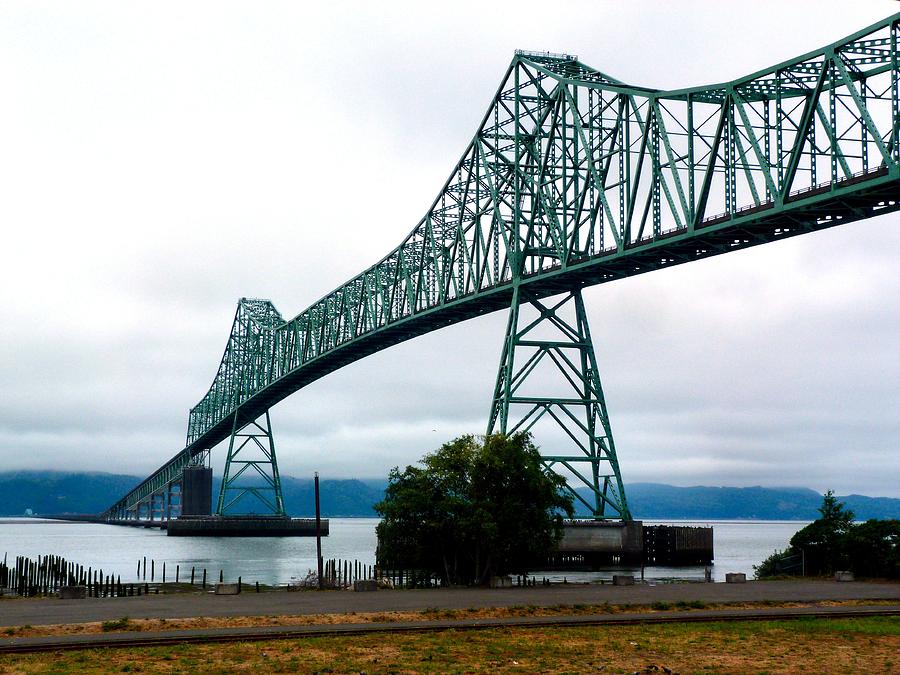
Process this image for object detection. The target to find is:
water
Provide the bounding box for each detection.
[0,518,377,587]
[0,518,806,585]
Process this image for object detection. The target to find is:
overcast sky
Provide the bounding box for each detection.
[1,1,897,497]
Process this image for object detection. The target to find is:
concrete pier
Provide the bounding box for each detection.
[544,520,714,569]
[166,515,328,537]
[550,520,644,566]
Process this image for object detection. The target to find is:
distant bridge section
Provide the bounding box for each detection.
[105,15,900,521]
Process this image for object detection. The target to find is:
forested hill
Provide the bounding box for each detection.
[0,471,898,520]
[615,483,900,521]
[0,472,386,518]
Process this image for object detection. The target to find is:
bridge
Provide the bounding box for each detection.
[104,15,900,524]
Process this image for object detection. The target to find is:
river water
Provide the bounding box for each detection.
[0,518,805,586]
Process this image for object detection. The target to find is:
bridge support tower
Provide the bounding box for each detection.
[216,410,286,516]
[488,287,631,520]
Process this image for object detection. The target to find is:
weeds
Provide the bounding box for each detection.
[101,617,133,632]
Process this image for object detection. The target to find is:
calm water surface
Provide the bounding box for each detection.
[0,518,806,585]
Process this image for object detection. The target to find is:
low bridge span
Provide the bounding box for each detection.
[106,15,900,522]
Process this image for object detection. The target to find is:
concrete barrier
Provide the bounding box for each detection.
[726,573,747,584]
[835,570,855,582]
[489,575,513,588]
[214,583,240,595]
[354,579,377,592]
[59,586,86,599]
[613,575,635,586]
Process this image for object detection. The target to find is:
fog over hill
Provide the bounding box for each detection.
[1,472,898,520]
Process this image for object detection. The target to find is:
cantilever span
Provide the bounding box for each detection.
[105,15,900,522]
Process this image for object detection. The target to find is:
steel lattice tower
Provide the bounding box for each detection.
[488,286,630,519]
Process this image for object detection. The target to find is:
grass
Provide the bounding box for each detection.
[1,616,897,673]
[100,617,133,633]
[1,598,896,641]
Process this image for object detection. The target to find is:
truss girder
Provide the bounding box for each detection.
[105,16,900,520]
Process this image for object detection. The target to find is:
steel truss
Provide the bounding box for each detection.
[104,15,900,521]
[488,286,630,519]
[217,411,285,516]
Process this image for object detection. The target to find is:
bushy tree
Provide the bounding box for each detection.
[375,433,574,586]
[843,519,900,578]
[756,491,898,579]
[789,490,855,575]
[753,548,798,579]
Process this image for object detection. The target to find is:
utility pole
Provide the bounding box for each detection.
[315,472,323,589]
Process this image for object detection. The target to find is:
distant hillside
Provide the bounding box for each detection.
[0,471,384,518]
[574,483,900,521]
[0,471,897,520]
[0,471,142,516]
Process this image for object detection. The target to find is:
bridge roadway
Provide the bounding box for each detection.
[107,14,900,519]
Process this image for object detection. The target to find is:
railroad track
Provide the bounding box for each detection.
[2,605,899,654]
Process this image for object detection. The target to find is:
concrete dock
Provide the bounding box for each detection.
[166,515,328,537]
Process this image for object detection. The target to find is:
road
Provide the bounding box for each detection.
[1,579,898,627]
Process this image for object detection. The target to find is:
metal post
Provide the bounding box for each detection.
[315,472,323,589]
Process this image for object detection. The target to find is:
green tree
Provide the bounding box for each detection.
[843,519,900,578]
[756,491,899,580]
[789,490,855,574]
[375,433,574,586]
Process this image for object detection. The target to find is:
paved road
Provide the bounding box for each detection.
[0,579,897,627]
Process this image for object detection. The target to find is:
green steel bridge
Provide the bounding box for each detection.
[105,15,900,523]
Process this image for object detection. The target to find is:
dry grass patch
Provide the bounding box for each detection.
[0,616,897,673]
[0,597,896,640]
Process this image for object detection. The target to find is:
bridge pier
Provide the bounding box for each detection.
[182,466,212,516]
[543,521,714,569]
